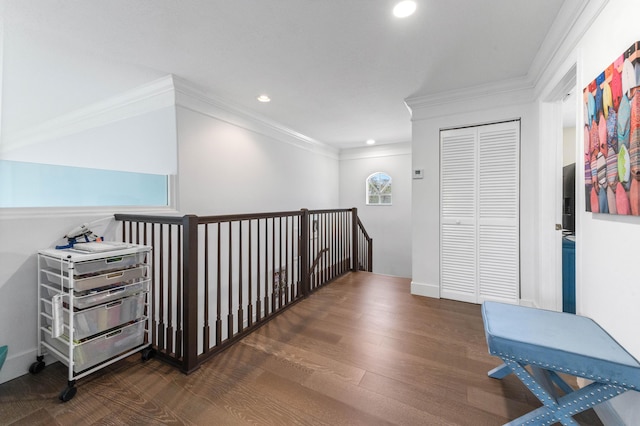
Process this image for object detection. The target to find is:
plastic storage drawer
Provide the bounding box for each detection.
[44,319,146,372]
[41,266,146,292]
[43,252,146,276]
[41,279,148,309]
[73,280,149,309]
[43,293,145,340]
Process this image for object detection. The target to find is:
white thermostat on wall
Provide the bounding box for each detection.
[413,169,424,179]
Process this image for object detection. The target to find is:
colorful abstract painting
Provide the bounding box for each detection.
[584,41,640,214]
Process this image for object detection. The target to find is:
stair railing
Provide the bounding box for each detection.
[115,207,371,373]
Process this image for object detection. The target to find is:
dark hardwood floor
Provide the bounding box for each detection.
[0,272,602,425]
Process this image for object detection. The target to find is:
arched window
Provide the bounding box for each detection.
[366,172,392,205]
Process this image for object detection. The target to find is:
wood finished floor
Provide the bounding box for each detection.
[0,272,602,425]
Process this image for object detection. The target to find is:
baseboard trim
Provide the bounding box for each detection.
[410,281,439,298]
[0,347,57,384]
[518,298,537,308]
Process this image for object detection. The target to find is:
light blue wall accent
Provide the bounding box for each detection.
[0,160,167,207]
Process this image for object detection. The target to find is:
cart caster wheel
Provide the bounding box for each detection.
[29,360,46,374]
[59,386,77,402]
[141,347,155,361]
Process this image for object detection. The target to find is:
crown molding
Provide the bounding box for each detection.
[405,77,535,120]
[172,76,339,160]
[1,75,175,154]
[339,141,411,161]
[527,0,591,87]
[530,0,610,98]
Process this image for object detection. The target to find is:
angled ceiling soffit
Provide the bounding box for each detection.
[1,75,175,155]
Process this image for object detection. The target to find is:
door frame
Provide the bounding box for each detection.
[539,64,577,311]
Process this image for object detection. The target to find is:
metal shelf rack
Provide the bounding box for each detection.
[31,244,153,401]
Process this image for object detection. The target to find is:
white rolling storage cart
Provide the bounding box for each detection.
[31,244,153,402]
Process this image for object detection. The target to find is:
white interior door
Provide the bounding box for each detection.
[440,128,478,303]
[477,122,520,303]
[440,121,520,304]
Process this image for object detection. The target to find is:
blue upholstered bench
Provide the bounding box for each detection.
[482,301,640,426]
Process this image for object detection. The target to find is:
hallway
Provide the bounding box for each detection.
[0,272,602,425]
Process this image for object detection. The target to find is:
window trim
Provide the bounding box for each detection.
[366,171,393,206]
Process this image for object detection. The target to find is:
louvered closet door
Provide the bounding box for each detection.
[477,122,519,303]
[440,121,519,304]
[440,128,478,303]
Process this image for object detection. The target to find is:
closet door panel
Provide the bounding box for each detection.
[441,223,477,303]
[440,129,477,302]
[478,122,519,303]
[441,130,476,222]
[478,123,519,220]
[478,224,519,301]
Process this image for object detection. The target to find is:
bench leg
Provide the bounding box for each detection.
[499,359,628,426]
[489,363,574,395]
[547,370,575,395]
[488,363,512,379]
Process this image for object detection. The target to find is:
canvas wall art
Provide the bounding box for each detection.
[584,41,640,214]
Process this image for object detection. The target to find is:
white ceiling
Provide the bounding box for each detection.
[1,0,568,149]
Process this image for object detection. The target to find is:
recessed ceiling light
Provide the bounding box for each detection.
[257,94,271,102]
[366,139,376,145]
[393,1,416,18]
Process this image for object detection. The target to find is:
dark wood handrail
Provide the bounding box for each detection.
[357,217,372,240]
[115,213,184,225]
[197,210,303,223]
[308,208,352,214]
[356,216,373,272]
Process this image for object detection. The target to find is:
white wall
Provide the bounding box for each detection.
[563,127,577,166]
[574,0,640,422]
[339,143,412,278]
[175,105,339,215]
[408,91,539,305]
